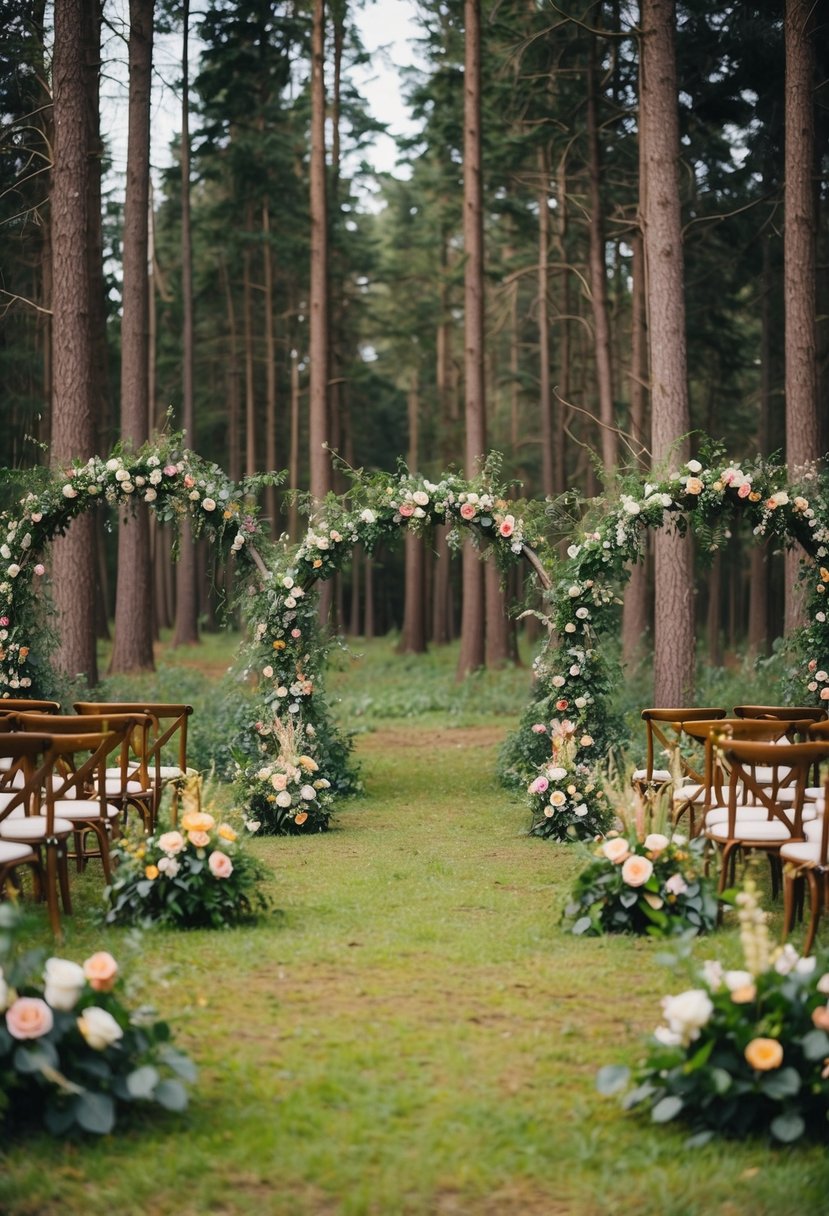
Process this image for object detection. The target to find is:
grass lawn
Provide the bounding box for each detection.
[1,636,828,1215]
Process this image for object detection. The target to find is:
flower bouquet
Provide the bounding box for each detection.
[105,777,271,929]
[597,882,829,1143]
[526,718,613,841]
[0,904,196,1135]
[238,715,333,835]
[564,826,718,938]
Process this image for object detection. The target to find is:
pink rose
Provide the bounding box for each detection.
[737,482,751,498]
[460,503,476,520]
[188,830,210,847]
[602,838,630,864]
[720,469,736,485]
[809,660,818,672]
[399,503,415,518]
[499,515,515,537]
[183,474,195,488]
[555,698,569,711]
[531,723,547,734]
[821,688,829,702]
[163,464,177,476]
[291,628,301,638]
[208,850,233,879]
[33,564,45,576]
[665,873,688,896]
[0,617,8,627]
[83,951,119,992]
[158,830,185,855]
[529,776,549,795]
[6,996,53,1040]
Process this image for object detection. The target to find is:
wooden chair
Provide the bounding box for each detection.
[15,712,148,872]
[781,767,829,954]
[733,705,827,724]
[74,701,194,823]
[674,718,788,836]
[0,698,61,714]
[632,707,727,811]
[703,739,829,899]
[0,732,72,936]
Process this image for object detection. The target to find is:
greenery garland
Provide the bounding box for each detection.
[2,438,828,835]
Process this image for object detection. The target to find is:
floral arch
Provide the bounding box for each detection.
[1,438,828,837]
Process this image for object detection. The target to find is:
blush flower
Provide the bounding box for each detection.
[82,952,119,993]
[6,997,53,1040]
[621,855,653,887]
[208,850,233,879]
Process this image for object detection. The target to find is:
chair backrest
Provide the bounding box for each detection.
[41,729,127,808]
[0,733,54,822]
[14,713,142,798]
[733,705,828,723]
[639,708,728,780]
[0,698,61,714]
[807,720,829,741]
[680,718,798,816]
[717,739,829,837]
[73,701,192,773]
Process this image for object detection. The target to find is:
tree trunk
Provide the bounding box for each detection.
[262,200,278,528]
[50,0,101,686]
[553,155,569,497]
[398,374,427,654]
[749,230,773,656]
[537,144,554,498]
[587,22,616,476]
[289,344,301,540]
[173,0,198,647]
[640,0,694,706]
[456,0,487,680]
[783,0,818,634]
[621,230,649,667]
[309,0,329,504]
[110,0,155,674]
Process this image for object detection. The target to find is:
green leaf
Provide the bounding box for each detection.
[799,1028,829,1061]
[596,1064,630,1095]
[126,1065,160,1099]
[710,1067,732,1095]
[14,1040,59,1073]
[76,1090,115,1135]
[153,1078,189,1111]
[685,1129,715,1148]
[770,1111,805,1143]
[571,916,593,936]
[651,1095,684,1123]
[760,1067,801,1100]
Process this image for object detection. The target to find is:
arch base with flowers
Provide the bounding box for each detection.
[2,437,829,835]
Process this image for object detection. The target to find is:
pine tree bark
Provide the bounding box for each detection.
[537,144,554,498]
[50,0,101,686]
[309,0,329,505]
[621,231,649,666]
[173,0,198,647]
[640,0,694,706]
[110,0,155,674]
[587,24,616,475]
[262,200,278,527]
[398,374,427,654]
[783,0,818,634]
[456,0,486,679]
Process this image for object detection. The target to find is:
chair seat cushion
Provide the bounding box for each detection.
[805,817,826,842]
[103,778,149,797]
[754,765,793,784]
[706,820,795,843]
[1,771,27,790]
[673,782,705,803]
[704,803,817,827]
[51,799,120,822]
[158,765,186,781]
[0,840,36,863]
[631,768,672,784]
[780,841,824,866]
[0,816,74,840]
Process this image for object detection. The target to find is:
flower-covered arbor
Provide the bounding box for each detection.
[1,437,828,836]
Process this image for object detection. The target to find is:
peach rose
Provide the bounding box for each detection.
[145,864,159,880]
[602,837,630,864]
[460,502,476,520]
[745,1037,783,1071]
[621,855,654,887]
[83,951,119,993]
[6,996,53,1040]
[188,830,210,848]
[685,477,703,495]
[218,823,237,842]
[158,830,185,855]
[811,1004,829,1032]
[208,850,233,879]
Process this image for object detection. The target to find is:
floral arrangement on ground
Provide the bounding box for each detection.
[235,714,334,834]
[105,778,271,928]
[0,904,196,1135]
[597,882,829,1143]
[525,717,613,841]
[563,824,719,937]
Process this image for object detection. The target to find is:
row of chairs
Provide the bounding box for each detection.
[0,699,193,936]
[633,704,829,952]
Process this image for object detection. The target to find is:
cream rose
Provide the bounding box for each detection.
[602,837,630,864]
[77,1006,124,1051]
[644,833,669,854]
[158,830,185,855]
[43,957,85,1011]
[661,989,713,1045]
[621,855,653,887]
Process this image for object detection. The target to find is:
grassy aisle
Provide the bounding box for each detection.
[1,720,828,1215]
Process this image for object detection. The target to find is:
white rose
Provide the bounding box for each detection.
[686,459,702,473]
[773,945,799,976]
[412,490,429,506]
[7,564,20,578]
[202,498,216,511]
[275,791,293,808]
[43,958,86,1012]
[661,989,713,1044]
[723,970,753,991]
[62,484,77,499]
[149,468,162,485]
[134,476,146,487]
[300,785,316,801]
[282,576,294,589]
[115,468,129,482]
[360,509,376,524]
[575,607,589,620]
[106,458,121,471]
[144,488,157,502]
[0,546,9,560]
[644,833,669,853]
[262,665,274,679]
[77,1006,124,1051]
[653,1024,683,1047]
[547,767,567,781]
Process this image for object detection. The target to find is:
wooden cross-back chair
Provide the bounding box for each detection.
[0,732,71,936]
[781,761,829,955]
[15,712,147,877]
[704,738,829,900]
[632,708,728,817]
[733,705,828,724]
[73,701,194,824]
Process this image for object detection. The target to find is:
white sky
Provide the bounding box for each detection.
[100,0,422,196]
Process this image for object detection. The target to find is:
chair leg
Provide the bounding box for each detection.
[803,870,822,956]
[782,871,797,942]
[44,846,62,938]
[56,843,72,914]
